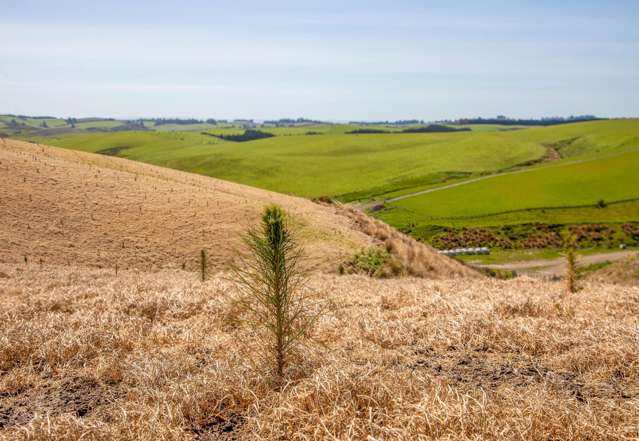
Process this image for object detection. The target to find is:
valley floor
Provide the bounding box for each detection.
[1,264,637,440]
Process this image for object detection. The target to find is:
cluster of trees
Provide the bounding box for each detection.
[204,129,275,142]
[85,120,147,132]
[402,124,470,133]
[142,118,231,125]
[2,114,54,119]
[152,118,203,126]
[346,128,391,134]
[7,119,27,129]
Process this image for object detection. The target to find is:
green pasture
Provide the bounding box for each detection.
[146,122,217,132]
[32,131,223,161]
[376,152,639,228]
[0,115,69,129]
[26,119,639,202]
[74,119,124,129]
[32,128,547,198]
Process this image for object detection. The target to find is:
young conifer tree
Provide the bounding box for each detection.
[232,205,317,379]
[200,249,208,282]
[565,247,577,293]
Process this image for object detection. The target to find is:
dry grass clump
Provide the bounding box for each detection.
[334,204,479,279]
[0,264,637,440]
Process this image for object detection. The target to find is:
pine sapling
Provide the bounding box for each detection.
[200,249,208,282]
[566,248,577,293]
[232,205,320,381]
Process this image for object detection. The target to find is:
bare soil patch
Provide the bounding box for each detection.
[412,350,632,401]
[0,376,121,429]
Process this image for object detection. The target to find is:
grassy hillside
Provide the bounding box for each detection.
[33,129,547,197]
[381,151,639,222]
[0,137,373,271]
[3,138,477,278]
[33,130,223,159]
[0,115,69,129]
[29,119,639,199]
[373,149,639,249]
[74,119,124,129]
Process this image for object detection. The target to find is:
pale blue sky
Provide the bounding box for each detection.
[1,0,638,120]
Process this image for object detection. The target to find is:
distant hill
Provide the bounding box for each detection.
[346,124,471,134]
[454,115,603,126]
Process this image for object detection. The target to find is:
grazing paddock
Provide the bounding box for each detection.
[382,151,639,221]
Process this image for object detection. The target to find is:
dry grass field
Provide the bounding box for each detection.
[0,138,473,278]
[0,265,637,440]
[1,138,637,440]
[0,138,372,272]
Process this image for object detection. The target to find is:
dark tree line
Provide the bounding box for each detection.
[202,129,275,142]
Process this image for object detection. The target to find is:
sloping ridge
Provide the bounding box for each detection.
[329,205,479,278]
[0,138,476,277]
[587,253,639,286]
[0,138,368,271]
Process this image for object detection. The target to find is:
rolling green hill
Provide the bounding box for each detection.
[28,119,639,199]
[13,117,639,251]
[31,129,546,198]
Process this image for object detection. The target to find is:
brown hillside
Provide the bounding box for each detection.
[587,253,639,286]
[0,138,370,271]
[335,204,478,278]
[0,138,474,277]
